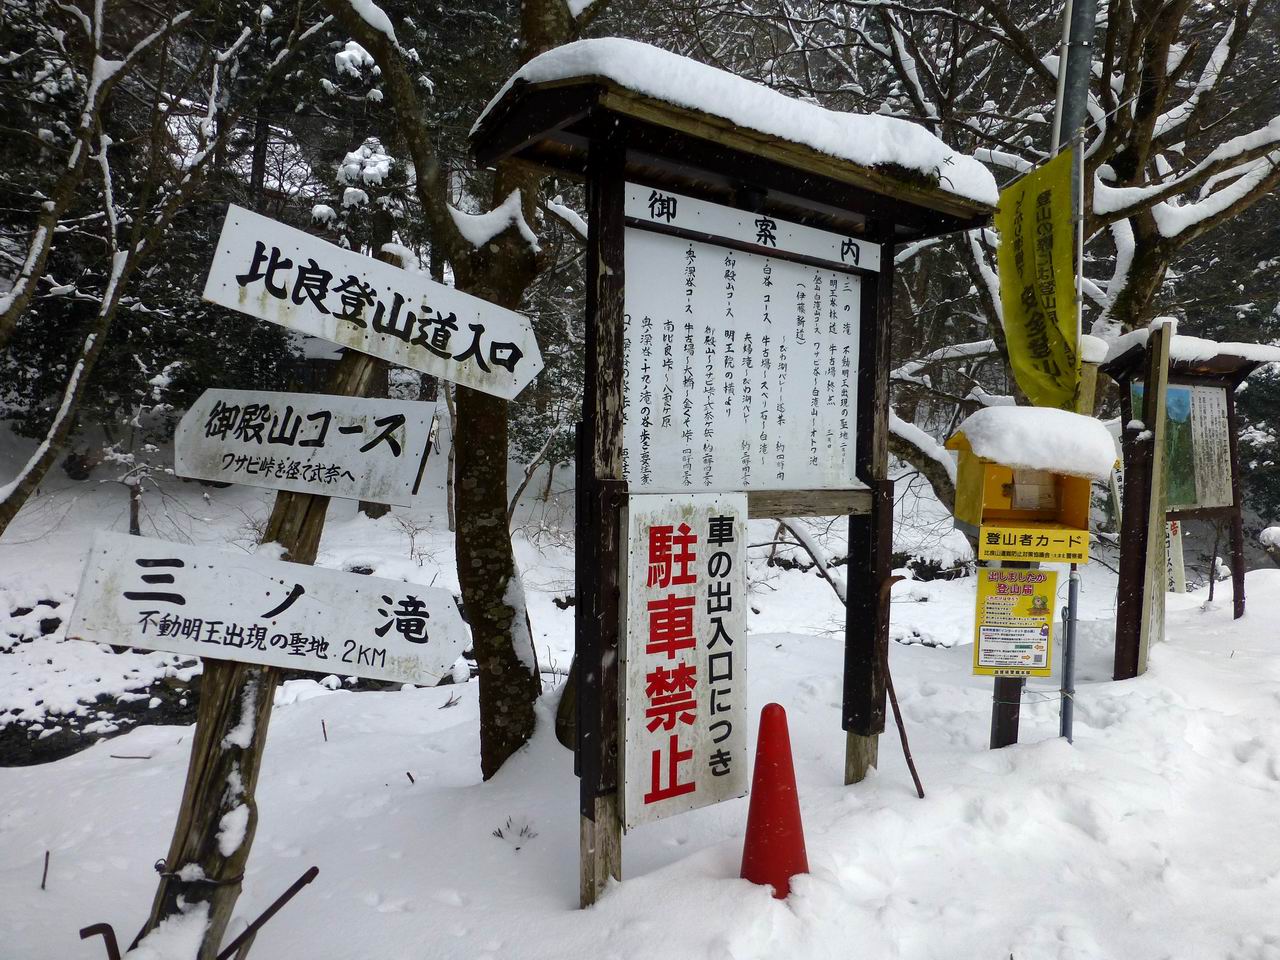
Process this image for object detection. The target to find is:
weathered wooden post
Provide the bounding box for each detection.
[1103,323,1278,677]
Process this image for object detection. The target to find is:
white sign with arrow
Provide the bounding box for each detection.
[67,532,468,685]
[175,389,438,506]
[203,205,543,400]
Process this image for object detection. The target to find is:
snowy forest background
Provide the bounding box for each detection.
[3,0,1279,543]
[3,4,1280,956]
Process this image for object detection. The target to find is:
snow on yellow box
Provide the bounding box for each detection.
[945,407,1118,564]
[973,567,1057,677]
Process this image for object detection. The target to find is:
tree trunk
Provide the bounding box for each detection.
[444,387,457,533]
[357,359,391,519]
[128,481,142,536]
[136,351,380,958]
[455,384,541,779]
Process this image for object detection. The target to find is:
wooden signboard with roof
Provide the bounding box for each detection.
[1103,325,1280,680]
[470,38,995,906]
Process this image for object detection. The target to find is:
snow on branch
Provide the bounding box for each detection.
[343,0,398,47]
[1152,151,1280,239]
[1093,115,1280,224]
[890,412,957,486]
[449,190,540,252]
[546,196,587,240]
[892,339,997,383]
[1153,15,1239,140]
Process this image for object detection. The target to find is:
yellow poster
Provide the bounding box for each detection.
[973,568,1057,678]
[978,523,1089,564]
[996,147,1079,410]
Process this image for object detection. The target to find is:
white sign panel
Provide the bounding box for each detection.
[1185,385,1233,509]
[623,220,863,492]
[203,205,543,400]
[175,389,437,506]
[622,493,748,829]
[67,532,467,684]
[625,184,881,273]
[1165,519,1186,593]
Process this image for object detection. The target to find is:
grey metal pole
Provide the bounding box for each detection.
[1051,0,1099,155]
[1060,563,1080,742]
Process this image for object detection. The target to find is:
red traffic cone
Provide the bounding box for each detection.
[740,703,808,899]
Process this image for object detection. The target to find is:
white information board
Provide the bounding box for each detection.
[175,389,437,506]
[68,532,467,684]
[622,493,748,828]
[623,188,867,492]
[1185,385,1233,509]
[203,205,543,400]
[1133,381,1234,511]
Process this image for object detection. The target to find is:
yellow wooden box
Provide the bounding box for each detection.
[944,432,1092,562]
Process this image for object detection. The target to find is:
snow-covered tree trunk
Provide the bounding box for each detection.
[322,0,602,778]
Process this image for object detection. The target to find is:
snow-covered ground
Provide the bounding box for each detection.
[2,439,1278,959]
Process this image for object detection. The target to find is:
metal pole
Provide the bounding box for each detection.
[1051,0,1098,155]
[1049,0,1074,155]
[1060,563,1080,742]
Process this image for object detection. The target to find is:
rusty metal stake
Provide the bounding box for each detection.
[78,866,318,960]
[215,865,319,960]
[79,923,122,960]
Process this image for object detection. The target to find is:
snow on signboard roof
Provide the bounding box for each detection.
[474,38,998,207]
[949,406,1117,481]
[1104,327,1280,367]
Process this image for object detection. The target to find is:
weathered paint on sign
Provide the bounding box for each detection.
[623,189,864,493]
[973,567,1057,678]
[203,205,543,400]
[175,389,437,506]
[621,493,748,829]
[67,532,467,684]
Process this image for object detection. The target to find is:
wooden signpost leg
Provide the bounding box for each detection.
[1226,390,1247,619]
[138,348,384,954]
[1115,323,1171,679]
[845,247,894,785]
[578,122,625,907]
[1136,324,1172,674]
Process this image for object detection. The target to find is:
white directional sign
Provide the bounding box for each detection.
[68,532,468,685]
[623,185,869,493]
[175,389,437,506]
[622,492,748,828]
[203,205,543,400]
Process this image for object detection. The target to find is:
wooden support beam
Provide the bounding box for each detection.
[747,488,872,519]
[1114,323,1171,679]
[578,117,626,908]
[845,245,894,784]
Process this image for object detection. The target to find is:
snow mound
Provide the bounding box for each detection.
[952,406,1117,480]
[475,38,997,206]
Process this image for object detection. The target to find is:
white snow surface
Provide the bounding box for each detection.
[953,406,1117,480]
[1080,333,1109,363]
[216,804,250,857]
[5,430,1280,959]
[474,39,998,206]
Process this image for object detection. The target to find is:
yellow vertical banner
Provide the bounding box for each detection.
[996,147,1080,409]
